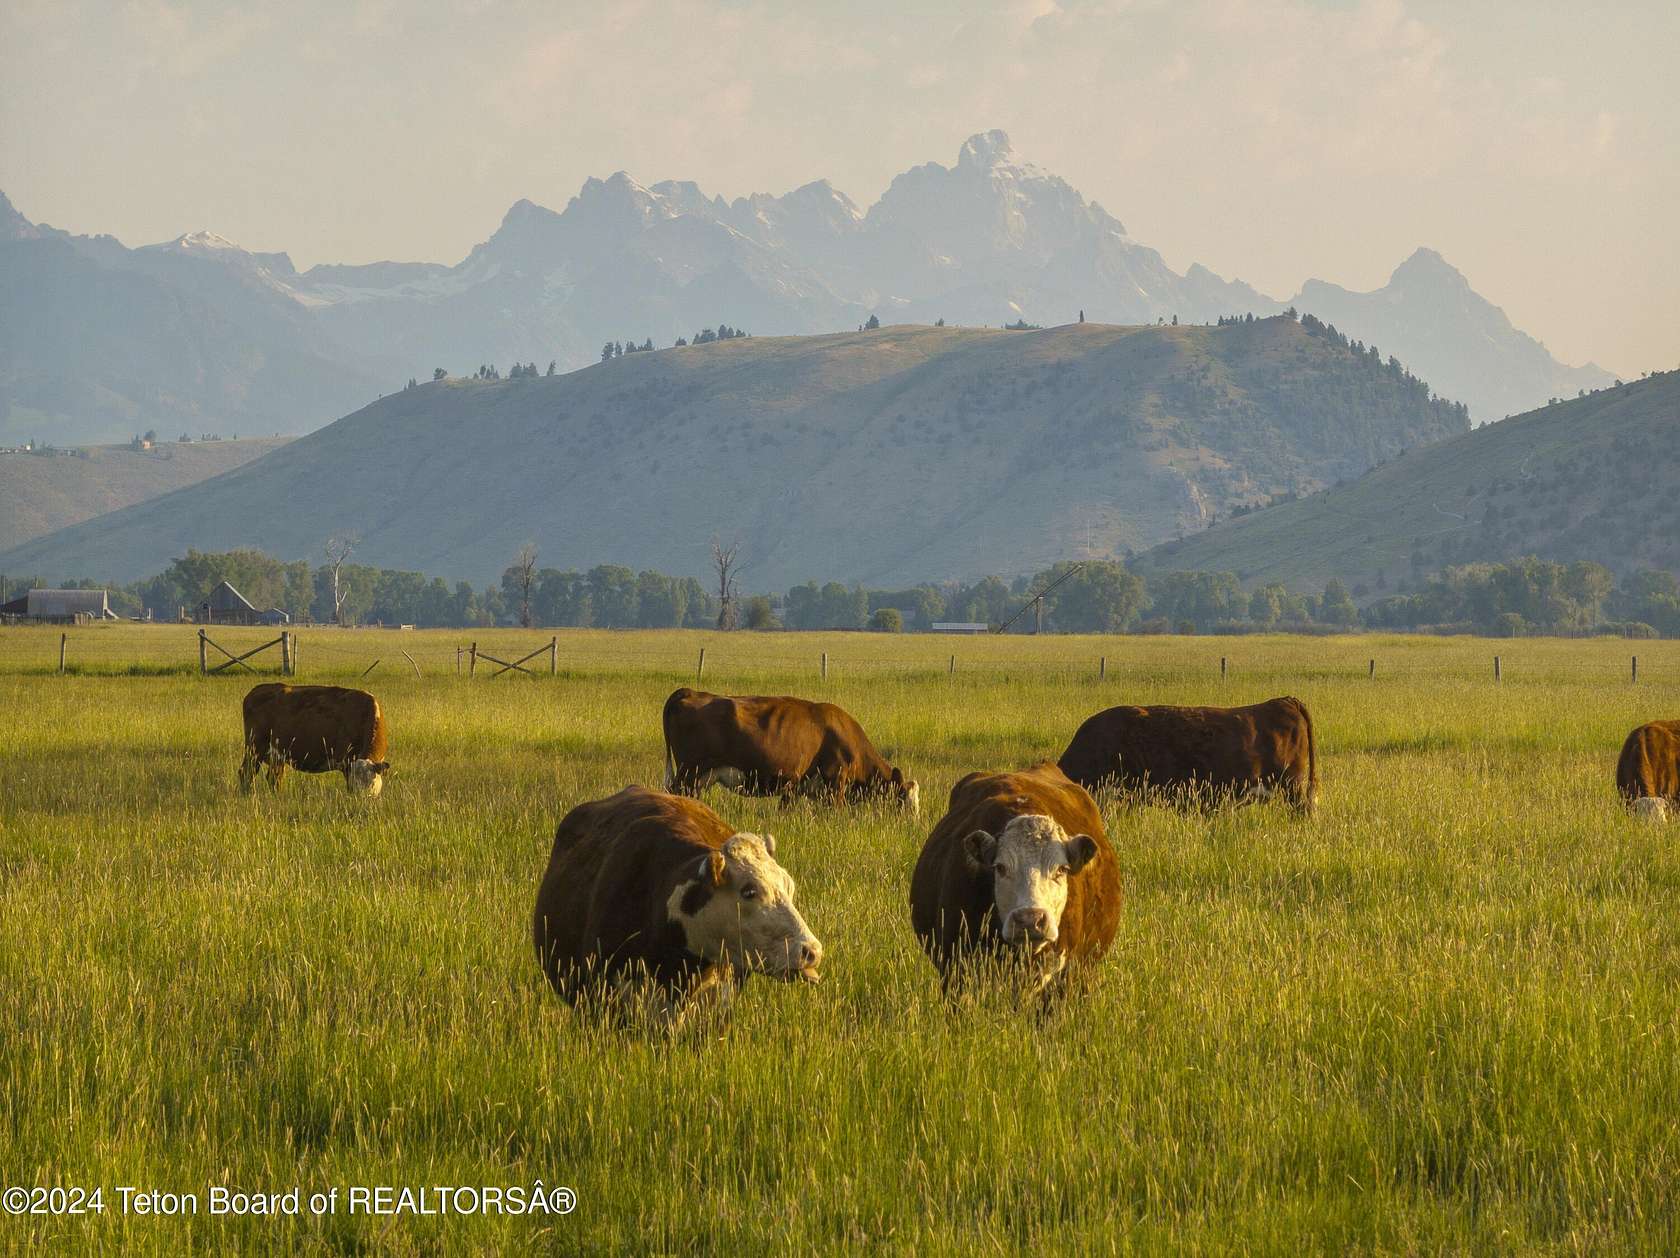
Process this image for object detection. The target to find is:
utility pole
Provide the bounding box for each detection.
[995,564,1084,636]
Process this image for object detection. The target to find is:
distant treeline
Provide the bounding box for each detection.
[9,550,1672,638]
[0,551,722,630]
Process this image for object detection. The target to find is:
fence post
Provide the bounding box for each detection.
[1632,655,1638,684]
[199,629,207,675]
[456,646,462,676]
[1494,655,1501,683]
[469,642,477,677]
[1099,656,1105,681]
[59,633,66,674]
[1220,656,1227,680]
[697,647,705,683]
[949,653,954,676]
[821,651,828,681]
[1368,658,1375,679]
[290,632,297,676]
[550,636,557,676]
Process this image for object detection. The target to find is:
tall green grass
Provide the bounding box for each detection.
[1,624,1677,1253]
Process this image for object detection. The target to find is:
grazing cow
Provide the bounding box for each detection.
[533,786,824,1025]
[239,682,389,796]
[1617,720,1679,822]
[663,687,919,812]
[1058,696,1318,812]
[909,762,1121,997]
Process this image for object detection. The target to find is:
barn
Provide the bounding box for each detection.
[0,589,119,623]
[195,581,289,627]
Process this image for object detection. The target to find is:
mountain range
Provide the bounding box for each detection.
[2,132,1613,447]
[0,318,1470,587]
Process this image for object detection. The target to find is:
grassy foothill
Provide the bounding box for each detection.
[2,623,1678,1253]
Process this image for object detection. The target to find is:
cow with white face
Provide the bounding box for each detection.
[665,832,823,983]
[240,683,390,797]
[1618,720,1680,822]
[534,787,823,1028]
[964,815,1100,954]
[911,763,1121,998]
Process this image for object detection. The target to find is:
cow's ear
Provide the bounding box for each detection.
[372,761,390,774]
[760,833,776,857]
[890,766,904,785]
[1065,834,1098,874]
[963,829,997,870]
[707,850,728,887]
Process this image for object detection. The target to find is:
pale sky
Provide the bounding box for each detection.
[3,0,1676,373]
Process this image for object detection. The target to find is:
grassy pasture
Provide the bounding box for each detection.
[2,623,1678,1254]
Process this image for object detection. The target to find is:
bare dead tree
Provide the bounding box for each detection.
[513,541,539,629]
[323,534,358,625]
[711,536,743,630]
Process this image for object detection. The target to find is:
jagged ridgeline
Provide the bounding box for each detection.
[2,132,1611,450]
[0,317,1467,588]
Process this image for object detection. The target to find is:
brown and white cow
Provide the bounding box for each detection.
[533,786,823,1026]
[1617,720,1679,822]
[663,687,919,812]
[1058,696,1318,812]
[239,683,390,796]
[910,762,1121,998]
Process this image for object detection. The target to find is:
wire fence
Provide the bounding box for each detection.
[3,624,1679,690]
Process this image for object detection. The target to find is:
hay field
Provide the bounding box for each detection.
[2,624,1678,1254]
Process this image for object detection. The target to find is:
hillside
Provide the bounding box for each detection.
[1135,372,1680,593]
[0,320,1467,587]
[0,437,290,552]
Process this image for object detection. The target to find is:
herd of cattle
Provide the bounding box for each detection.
[240,681,1680,1024]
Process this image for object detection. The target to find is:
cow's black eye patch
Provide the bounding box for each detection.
[679,880,714,916]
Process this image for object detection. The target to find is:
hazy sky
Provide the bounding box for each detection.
[3,0,1675,372]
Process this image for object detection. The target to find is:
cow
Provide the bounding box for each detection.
[239,682,390,796]
[1057,696,1318,813]
[1617,720,1679,821]
[909,762,1121,999]
[662,687,919,813]
[533,786,823,1027]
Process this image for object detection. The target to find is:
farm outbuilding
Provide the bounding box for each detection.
[0,589,118,623]
[195,581,289,627]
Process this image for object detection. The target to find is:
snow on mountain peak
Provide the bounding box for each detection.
[175,230,243,251]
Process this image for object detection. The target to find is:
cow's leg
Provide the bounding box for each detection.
[1284,769,1318,815]
[656,966,734,1036]
[238,746,259,793]
[265,751,287,791]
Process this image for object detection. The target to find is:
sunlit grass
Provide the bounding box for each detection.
[1,624,1678,1252]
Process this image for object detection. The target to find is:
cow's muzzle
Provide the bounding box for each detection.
[770,939,823,984]
[1003,907,1054,949]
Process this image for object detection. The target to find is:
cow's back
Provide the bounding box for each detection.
[534,786,732,1000]
[911,762,1121,969]
[1618,720,1680,804]
[664,688,830,784]
[1059,697,1313,800]
[243,683,384,772]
